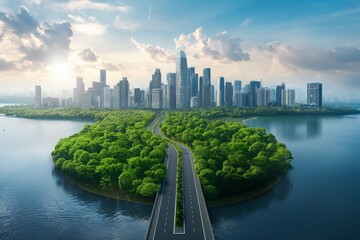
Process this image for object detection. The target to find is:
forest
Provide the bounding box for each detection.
[51,110,167,198]
[160,112,293,199]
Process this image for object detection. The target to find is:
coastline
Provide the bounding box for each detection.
[57,169,155,205]
[206,178,280,208]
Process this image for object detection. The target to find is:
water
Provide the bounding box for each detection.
[210,115,360,240]
[0,116,151,240]
[2,114,360,240]
[0,103,26,107]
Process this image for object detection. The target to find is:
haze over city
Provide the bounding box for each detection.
[0,0,360,102]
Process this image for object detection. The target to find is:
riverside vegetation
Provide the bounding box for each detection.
[2,105,358,203]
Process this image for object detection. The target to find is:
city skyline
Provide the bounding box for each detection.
[0,1,360,101]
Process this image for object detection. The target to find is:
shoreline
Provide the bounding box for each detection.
[58,169,155,206]
[205,178,280,208]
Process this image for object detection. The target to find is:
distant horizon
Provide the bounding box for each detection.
[0,1,359,101]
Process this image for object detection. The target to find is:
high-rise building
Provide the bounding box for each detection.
[102,86,111,108]
[198,76,203,107]
[217,77,225,107]
[190,96,199,108]
[74,77,85,106]
[152,69,162,89]
[167,73,176,109]
[256,87,271,106]
[119,77,129,108]
[80,92,91,108]
[34,85,41,108]
[151,88,163,109]
[233,80,242,106]
[134,88,142,107]
[225,82,233,106]
[307,82,322,107]
[176,51,189,108]
[190,73,198,97]
[202,68,211,107]
[276,83,285,105]
[250,80,261,107]
[100,69,106,87]
[286,89,296,107]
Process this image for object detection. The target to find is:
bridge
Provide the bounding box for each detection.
[146,118,215,240]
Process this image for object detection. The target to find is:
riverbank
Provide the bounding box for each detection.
[58,169,155,205]
[206,178,280,208]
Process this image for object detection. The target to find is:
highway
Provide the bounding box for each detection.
[146,118,215,240]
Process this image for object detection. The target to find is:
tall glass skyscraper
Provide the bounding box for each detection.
[202,68,211,107]
[176,51,189,108]
[307,82,322,107]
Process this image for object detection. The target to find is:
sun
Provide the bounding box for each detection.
[48,61,74,82]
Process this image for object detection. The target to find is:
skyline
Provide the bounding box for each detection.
[0,0,360,101]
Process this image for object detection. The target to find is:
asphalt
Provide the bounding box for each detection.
[146,118,215,240]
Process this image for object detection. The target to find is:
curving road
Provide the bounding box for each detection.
[146,118,214,240]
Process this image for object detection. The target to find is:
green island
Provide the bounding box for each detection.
[1,105,359,206]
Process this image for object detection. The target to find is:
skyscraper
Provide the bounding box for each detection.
[100,69,106,87]
[74,77,85,106]
[307,82,322,107]
[119,77,129,108]
[250,80,261,107]
[167,73,176,109]
[198,76,203,107]
[225,82,233,106]
[34,85,41,108]
[217,77,225,107]
[102,86,111,108]
[202,68,211,107]
[233,80,242,106]
[276,83,285,106]
[134,88,141,107]
[256,87,271,106]
[152,69,162,89]
[176,51,189,108]
[190,73,198,97]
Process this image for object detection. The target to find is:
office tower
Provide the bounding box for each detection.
[217,77,225,107]
[256,87,271,106]
[134,88,141,107]
[198,76,203,107]
[151,88,163,109]
[113,84,120,109]
[190,97,199,108]
[74,77,85,106]
[286,89,296,107]
[90,81,101,107]
[119,77,129,108]
[190,73,198,97]
[162,84,169,109]
[210,84,215,106]
[270,88,276,103]
[80,92,91,108]
[34,85,41,108]
[233,80,242,106]
[276,83,285,105]
[307,82,322,107]
[100,69,106,87]
[225,82,233,106]
[102,86,111,108]
[152,69,162,89]
[202,68,211,107]
[167,73,176,109]
[281,89,286,106]
[176,51,189,108]
[250,80,261,107]
[239,92,248,107]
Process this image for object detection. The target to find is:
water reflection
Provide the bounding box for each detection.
[248,116,322,141]
[51,168,151,220]
[209,174,293,237]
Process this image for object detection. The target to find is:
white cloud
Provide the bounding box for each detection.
[79,48,97,62]
[113,16,139,31]
[130,37,176,63]
[59,0,129,13]
[69,14,106,36]
[26,0,42,5]
[175,27,250,63]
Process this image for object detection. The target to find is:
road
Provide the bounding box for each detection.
[146,118,215,240]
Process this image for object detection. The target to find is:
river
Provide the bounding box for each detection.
[209,115,360,240]
[1,114,360,239]
[0,115,151,240]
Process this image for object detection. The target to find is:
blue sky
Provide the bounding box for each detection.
[0,0,360,101]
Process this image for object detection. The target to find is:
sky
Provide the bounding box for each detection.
[0,0,360,101]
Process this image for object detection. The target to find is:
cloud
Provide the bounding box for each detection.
[263,42,360,73]
[59,0,129,13]
[113,16,139,31]
[79,48,97,62]
[0,58,16,70]
[175,27,250,62]
[101,62,126,72]
[69,14,106,36]
[26,0,42,5]
[0,6,39,36]
[0,6,73,70]
[130,37,176,63]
